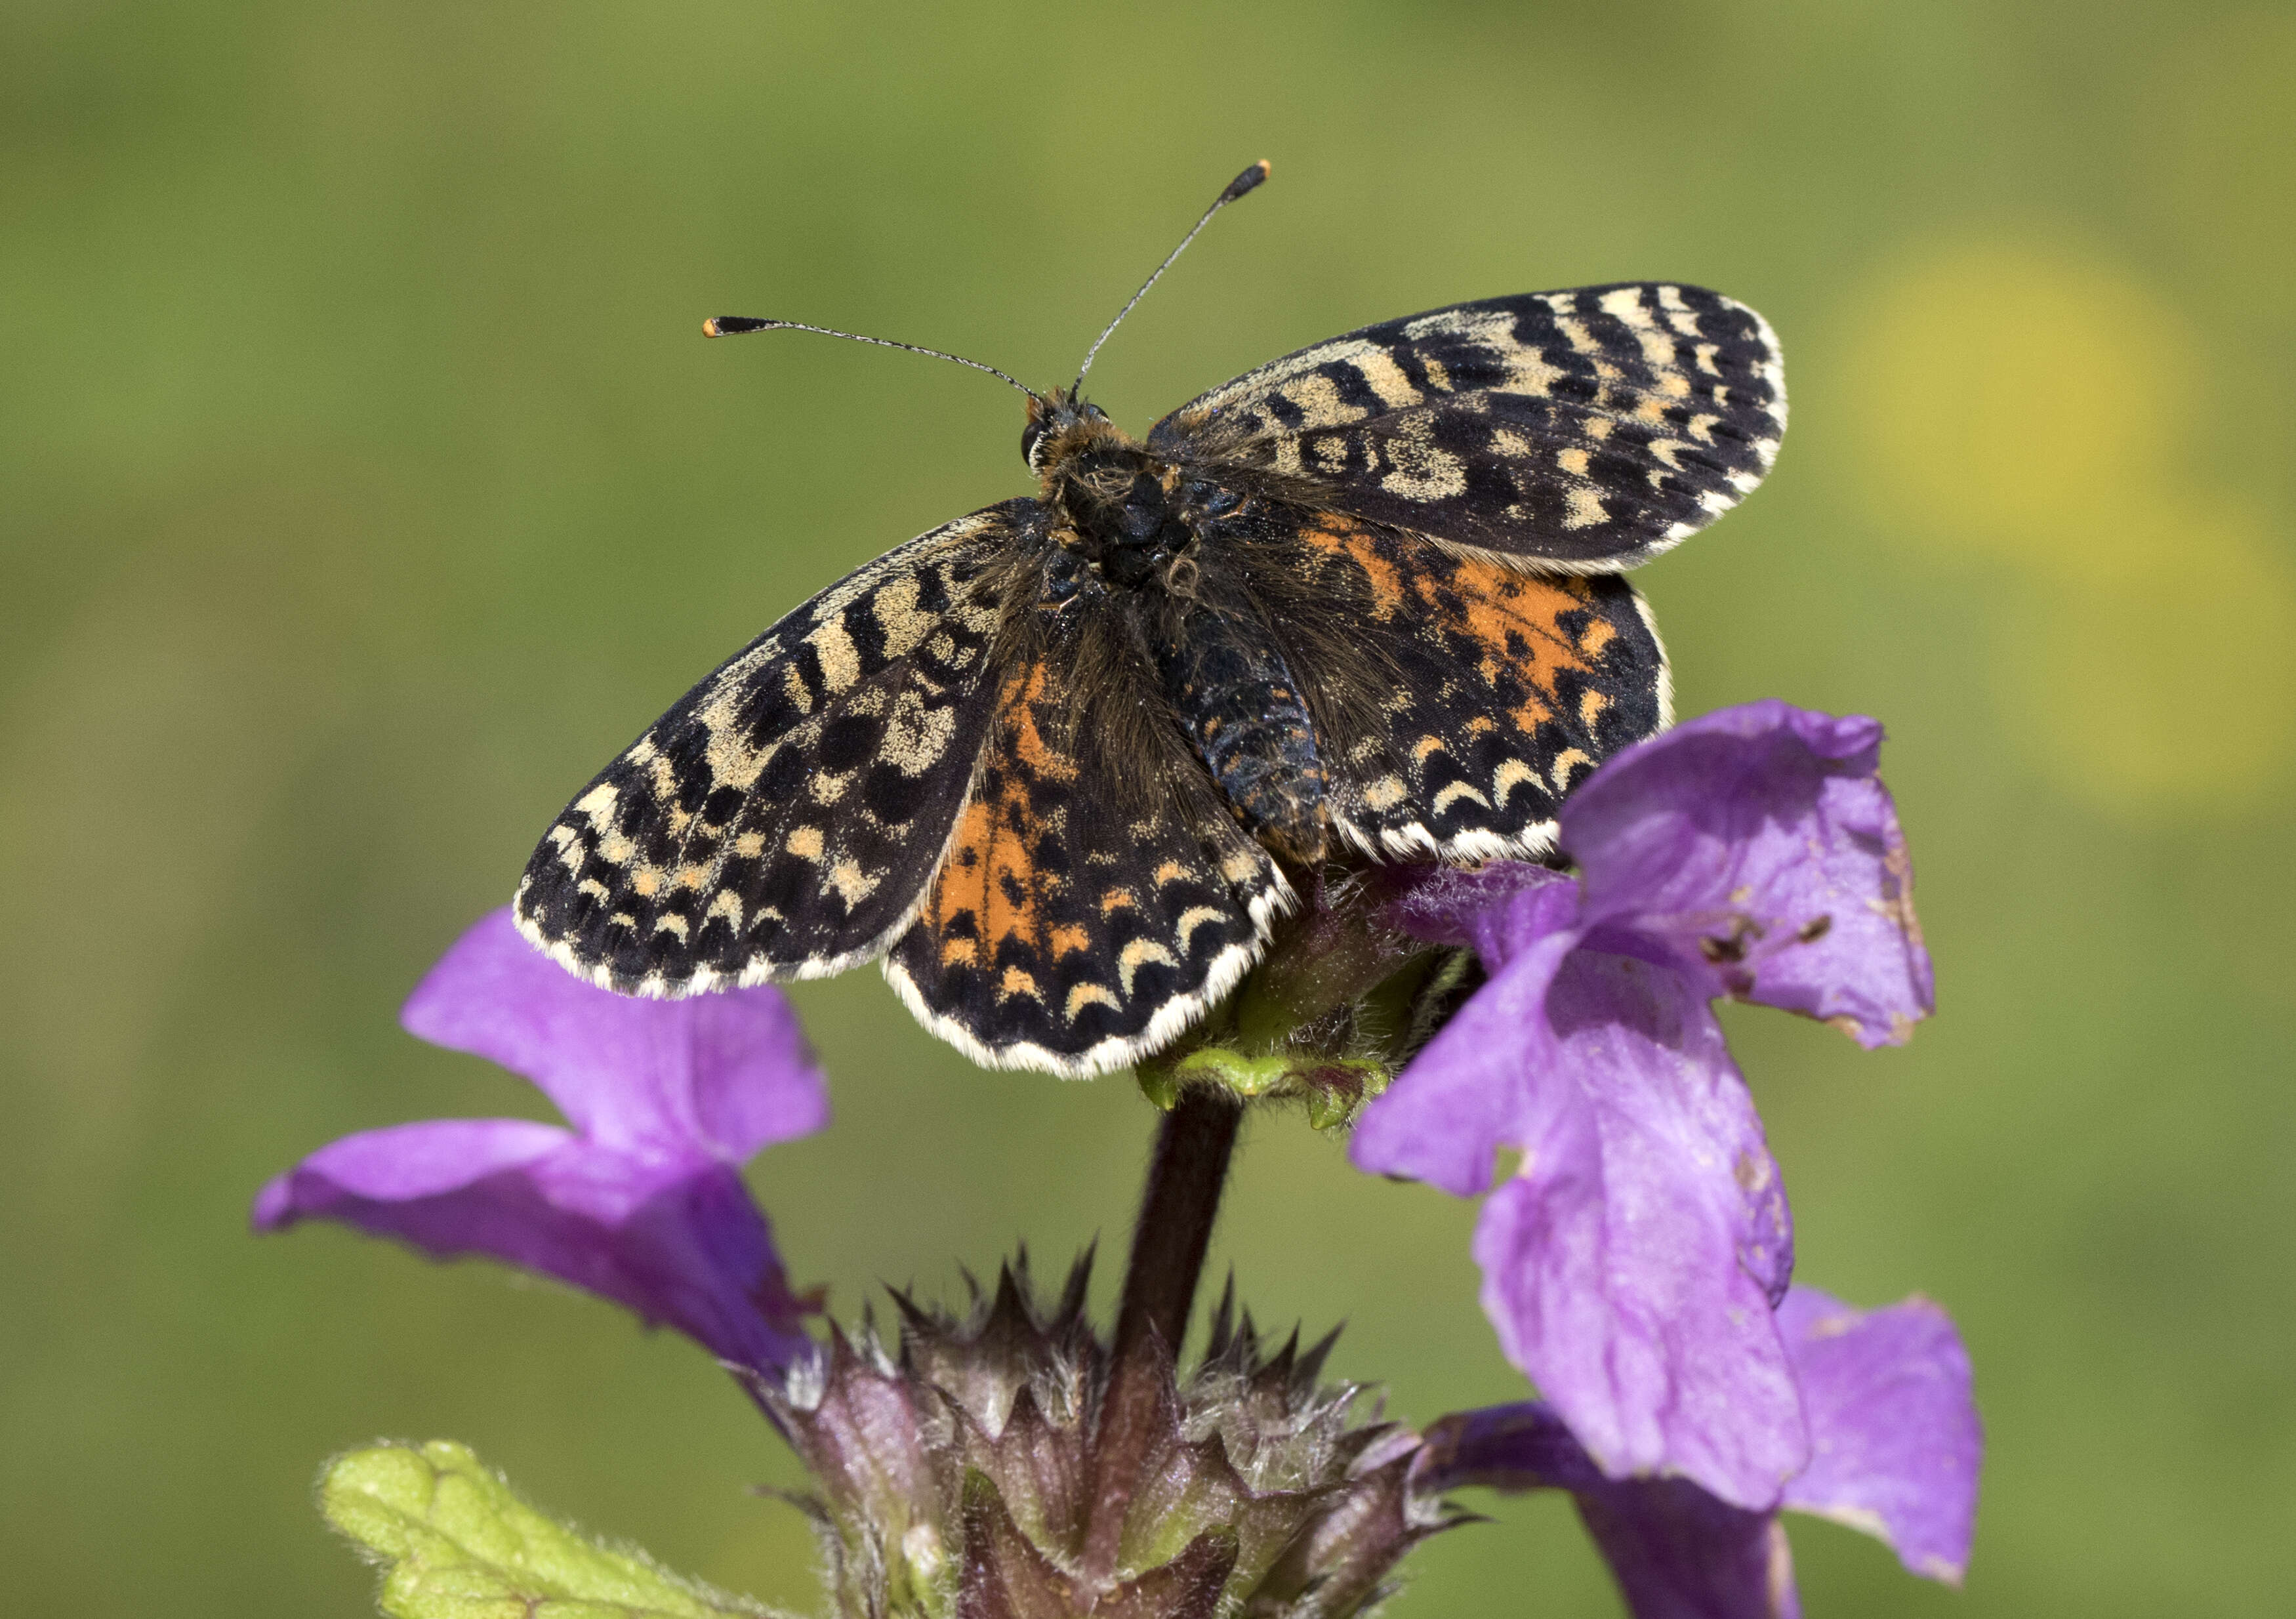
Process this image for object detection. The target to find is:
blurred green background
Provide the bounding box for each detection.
[5,2,2293,1614]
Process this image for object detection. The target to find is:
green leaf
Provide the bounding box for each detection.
[319,1440,792,1619]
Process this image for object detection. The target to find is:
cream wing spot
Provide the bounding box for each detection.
[1380,416,1467,499]
[808,769,855,804]
[1174,905,1227,953]
[1117,938,1181,997]
[999,966,1042,1004]
[1353,348,1424,409]
[1432,780,1492,815]
[1065,983,1120,1021]
[870,574,933,660]
[1362,775,1408,811]
[827,862,880,905]
[1282,373,1368,429]
[808,619,862,694]
[880,691,958,775]
[1599,286,1654,326]
[1564,487,1610,529]
[1492,759,1538,806]
[1554,316,1601,356]
[575,782,619,823]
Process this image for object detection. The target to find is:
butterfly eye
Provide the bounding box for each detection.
[1021,419,1048,470]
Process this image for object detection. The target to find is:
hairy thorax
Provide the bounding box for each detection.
[1024,392,1331,865]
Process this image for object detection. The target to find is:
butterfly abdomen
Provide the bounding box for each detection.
[1157,598,1328,865]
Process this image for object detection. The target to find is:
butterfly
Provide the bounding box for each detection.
[514,162,1786,1075]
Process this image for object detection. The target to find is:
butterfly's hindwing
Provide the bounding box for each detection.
[883,649,1291,1075]
[1264,511,1670,860]
[514,502,1031,993]
[1149,282,1784,570]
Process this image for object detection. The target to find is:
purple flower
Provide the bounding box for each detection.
[1414,1287,1982,1619]
[255,909,828,1377]
[1351,702,1933,1507]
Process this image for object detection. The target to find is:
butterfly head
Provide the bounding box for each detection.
[1022,385,1130,485]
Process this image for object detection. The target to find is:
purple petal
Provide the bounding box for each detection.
[1349,924,1580,1197]
[402,909,829,1158]
[254,1120,811,1375]
[1416,1287,1981,1613]
[252,1118,571,1218]
[1778,1288,1981,1584]
[1471,951,1805,1509]
[1416,1403,1799,1619]
[1413,1401,1609,1494]
[1560,701,1933,1048]
[1576,1482,1797,1619]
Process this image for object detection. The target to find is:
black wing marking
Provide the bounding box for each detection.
[1149,282,1786,571]
[514,501,1028,994]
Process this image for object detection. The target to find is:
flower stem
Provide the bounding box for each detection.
[1113,1084,1244,1363]
[1085,1084,1243,1584]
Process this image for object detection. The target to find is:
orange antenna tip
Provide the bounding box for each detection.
[1224,160,1271,201]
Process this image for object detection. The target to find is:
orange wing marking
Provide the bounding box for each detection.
[915,661,1077,984]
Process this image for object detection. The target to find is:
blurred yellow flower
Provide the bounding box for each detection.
[1838,240,2202,573]
[1834,236,2296,817]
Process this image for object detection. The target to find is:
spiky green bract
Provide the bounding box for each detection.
[318,1441,786,1619]
[747,1252,1450,1619]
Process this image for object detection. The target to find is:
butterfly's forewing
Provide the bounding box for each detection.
[1261,512,1670,860]
[514,502,1026,994]
[883,648,1290,1075]
[1149,282,1785,571]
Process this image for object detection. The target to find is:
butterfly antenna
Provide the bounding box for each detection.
[702,317,1037,399]
[1073,159,1271,391]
